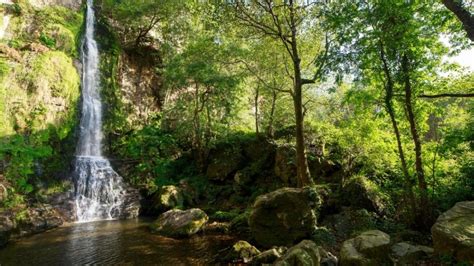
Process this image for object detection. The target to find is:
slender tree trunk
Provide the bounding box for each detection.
[289,1,312,187]
[193,83,204,168]
[292,53,312,187]
[379,45,416,218]
[255,86,260,135]
[401,55,427,194]
[267,90,277,138]
[205,104,212,147]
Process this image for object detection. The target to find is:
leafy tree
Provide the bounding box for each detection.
[229,0,331,187]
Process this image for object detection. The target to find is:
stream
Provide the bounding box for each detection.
[0,219,235,265]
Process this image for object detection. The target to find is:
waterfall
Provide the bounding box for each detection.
[73,0,129,222]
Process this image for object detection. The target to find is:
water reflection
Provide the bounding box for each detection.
[0,219,235,265]
[64,221,122,265]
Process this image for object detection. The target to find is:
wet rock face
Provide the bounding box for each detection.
[340,230,391,265]
[0,204,67,247]
[151,208,208,238]
[17,206,63,235]
[431,201,474,263]
[119,187,141,219]
[48,191,76,222]
[116,49,162,127]
[274,240,337,266]
[249,187,319,248]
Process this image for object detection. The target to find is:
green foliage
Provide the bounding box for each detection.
[39,33,56,48]
[210,210,240,222]
[311,227,336,248]
[5,3,22,15]
[0,134,52,194]
[0,59,9,80]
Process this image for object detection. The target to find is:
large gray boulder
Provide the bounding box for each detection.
[249,187,319,247]
[151,208,208,238]
[390,242,433,265]
[274,240,337,266]
[340,230,391,265]
[431,201,474,263]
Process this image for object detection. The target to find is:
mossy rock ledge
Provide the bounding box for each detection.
[248,187,319,248]
[150,208,208,238]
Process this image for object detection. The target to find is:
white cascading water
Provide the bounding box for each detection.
[73,0,126,222]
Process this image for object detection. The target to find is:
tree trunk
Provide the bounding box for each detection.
[293,81,312,187]
[289,1,312,187]
[255,86,260,135]
[193,83,204,168]
[292,55,312,187]
[402,55,427,193]
[267,90,277,138]
[442,0,474,41]
[401,54,432,228]
[379,44,416,219]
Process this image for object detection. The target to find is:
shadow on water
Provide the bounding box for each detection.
[0,218,235,265]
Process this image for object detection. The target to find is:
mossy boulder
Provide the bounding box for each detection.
[390,242,433,265]
[151,185,184,213]
[150,208,208,238]
[249,187,319,247]
[341,176,388,214]
[340,230,391,265]
[224,240,261,263]
[274,240,337,266]
[431,201,474,263]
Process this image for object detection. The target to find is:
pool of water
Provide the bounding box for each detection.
[0,219,235,265]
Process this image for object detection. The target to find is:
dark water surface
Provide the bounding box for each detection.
[0,219,235,265]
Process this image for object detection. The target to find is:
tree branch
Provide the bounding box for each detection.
[442,0,474,41]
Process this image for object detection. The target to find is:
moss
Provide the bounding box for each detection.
[28,51,79,101]
[210,210,240,222]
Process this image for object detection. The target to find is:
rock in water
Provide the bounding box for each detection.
[249,187,319,247]
[340,230,391,265]
[151,208,208,237]
[274,240,337,266]
[224,240,261,263]
[431,201,474,263]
